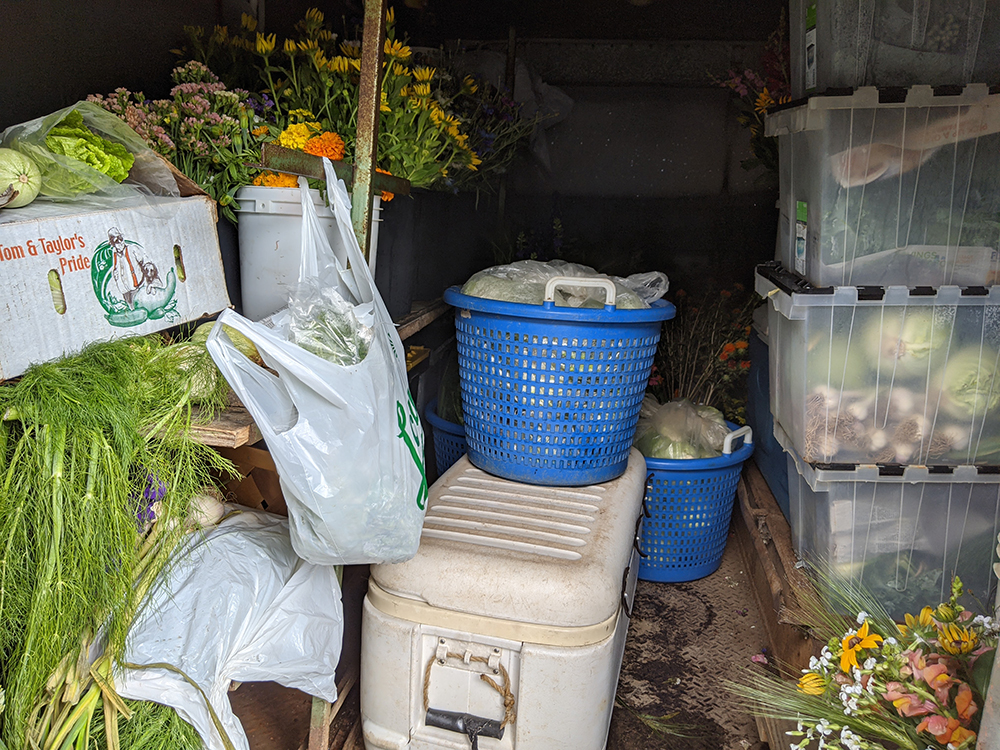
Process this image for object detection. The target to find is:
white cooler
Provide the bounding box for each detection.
[361,451,647,750]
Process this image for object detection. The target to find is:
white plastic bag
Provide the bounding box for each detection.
[207,159,428,565]
[116,510,344,750]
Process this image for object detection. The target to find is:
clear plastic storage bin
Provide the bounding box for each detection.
[789,0,1000,99]
[767,85,1000,288]
[777,423,1000,619]
[757,263,1000,466]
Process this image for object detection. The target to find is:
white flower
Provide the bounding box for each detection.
[856,611,869,625]
[863,657,876,670]
[884,637,897,646]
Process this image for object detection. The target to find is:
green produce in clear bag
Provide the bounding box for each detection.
[937,346,1000,418]
[862,307,947,381]
[632,397,730,459]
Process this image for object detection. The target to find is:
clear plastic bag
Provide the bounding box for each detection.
[633,397,731,459]
[461,259,668,309]
[1,101,178,202]
[289,278,373,366]
[116,510,344,750]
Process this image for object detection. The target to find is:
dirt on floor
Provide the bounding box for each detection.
[609,527,769,750]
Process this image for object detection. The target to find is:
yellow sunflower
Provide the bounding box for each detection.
[840,621,882,673]
[797,673,825,696]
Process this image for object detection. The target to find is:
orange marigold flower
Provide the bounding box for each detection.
[719,351,730,362]
[376,167,394,202]
[252,171,298,188]
[303,131,346,160]
[251,125,270,137]
[735,341,749,350]
[739,361,751,370]
[720,289,732,298]
[722,343,737,353]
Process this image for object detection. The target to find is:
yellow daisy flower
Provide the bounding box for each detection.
[797,673,825,696]
[380,91,391,113]
[241,12,258,31]
[298,38,319,51]
[754,88,775,114]
[329,56,351,74]
[462,75,478,93]
[899,606,935,637]
[305,7,324,23]
[318,29,334,42]
[211,25,229,44]
[840,621,883,673]
[340,41,361,58]
[393,63,409,76]
[284,38,298,55]
[413,82,432,97]
[255,32,277,56]
[386,7,395,25]
[939,622,978,655]
[384,38,411,60]
[413,66,435,82]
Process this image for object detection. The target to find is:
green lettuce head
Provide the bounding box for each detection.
[938,346,1000,418]
[45,109,134,183]
[806,333,871,391]
[863,308,947,381]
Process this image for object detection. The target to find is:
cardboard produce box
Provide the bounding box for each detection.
[0,192,230,380]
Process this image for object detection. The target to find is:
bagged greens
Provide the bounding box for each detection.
[461,259,668,309]
[288,279,373,366]
[633,396,730,459]
[436,349,464,425]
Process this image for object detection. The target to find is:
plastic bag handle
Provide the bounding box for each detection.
[543,276,617,307]
[723,425,753,455]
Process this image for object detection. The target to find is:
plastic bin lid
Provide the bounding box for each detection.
[773,420,1000,489]
[370,451,646,630]
[765,84,996,136]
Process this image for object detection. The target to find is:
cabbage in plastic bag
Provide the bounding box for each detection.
[289,279,373,366]
[1,101,179,201]
[633,397,730,459]
[461,259,667,309]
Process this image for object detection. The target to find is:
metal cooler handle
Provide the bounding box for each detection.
[543,276,618,308]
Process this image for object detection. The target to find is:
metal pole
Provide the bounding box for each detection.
[352,0,388,260]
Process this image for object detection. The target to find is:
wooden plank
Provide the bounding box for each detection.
[735,461,822,673]
[396,299,449,340]
[191,406,262,449]
[302,668,359,750]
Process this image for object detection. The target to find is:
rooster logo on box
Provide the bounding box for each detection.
[91,226,179,327]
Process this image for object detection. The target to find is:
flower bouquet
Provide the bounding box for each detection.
[737,576,997,750]
[88,61,272,223]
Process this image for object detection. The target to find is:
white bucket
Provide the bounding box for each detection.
[234,185,381,321]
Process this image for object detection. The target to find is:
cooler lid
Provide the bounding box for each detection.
[370,450,646,629]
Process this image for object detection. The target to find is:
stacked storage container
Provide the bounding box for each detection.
[360,280,675,749]
[760,68,1000,617]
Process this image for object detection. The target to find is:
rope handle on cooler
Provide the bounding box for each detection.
[543,276,618,307]
[723,425,753,455]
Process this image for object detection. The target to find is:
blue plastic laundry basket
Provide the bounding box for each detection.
[638,425,754,582]
[444,278,675,486]
[425,398,468,477]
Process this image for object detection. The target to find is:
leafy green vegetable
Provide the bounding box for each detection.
[45,109,134,183]
[938,346,1000,418]
[0,338,233,750]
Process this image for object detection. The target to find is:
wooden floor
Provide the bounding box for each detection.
[229,460,816,750]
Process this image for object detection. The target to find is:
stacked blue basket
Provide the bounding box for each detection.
[424,398,468,477]
[638,425,754,582]
[443,278,675,487]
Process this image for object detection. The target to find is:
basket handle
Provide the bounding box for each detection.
[543,276,618,308]
[723,425,753,455]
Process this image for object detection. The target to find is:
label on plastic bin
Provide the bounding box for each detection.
[805,2,817,91]
[795,201,808,275]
